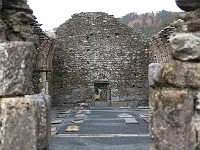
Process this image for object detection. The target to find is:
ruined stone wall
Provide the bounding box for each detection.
[53,12,149,106]
[150,19,184,63]
[0,0,51,149]
[149,1,200,149]
[33,37,55,95]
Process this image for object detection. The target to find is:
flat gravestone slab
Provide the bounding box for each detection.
[66,125,80,132]
[57,107,68,110]
[74,106,84,110]
[51,127,57,132]
[51,131,58,136]
[57,112,69,115]
[51,119,63,124]
[118,113,133,118]
[58,109,68,113]
[75,114,86,118]
[79,103,89,107]
[58,110,70,113]
[71,119,84,124]
[137,106,149,109]
[139,114,149,118]
[57,114,67,118]
[77,110,90,114]
[120,106,131,109]
[125,118,138,124]
[143,117,149,123]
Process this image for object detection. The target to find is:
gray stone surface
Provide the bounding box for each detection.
[148,63,161,87]
[149,61,200,88]
[25,93,51,150]
[170,33,200,61]
[0,94,51,150]
[51,119,63,124]
[176,0,200,11]
[0,42,36,96]
[0,97,37,150]
[124,118,138,124]
[149,88,196,150]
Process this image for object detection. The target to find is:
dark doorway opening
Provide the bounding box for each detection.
[94,82,110,106]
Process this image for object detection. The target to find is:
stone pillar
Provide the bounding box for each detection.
[149,2,200,148]
[0,42,51,150]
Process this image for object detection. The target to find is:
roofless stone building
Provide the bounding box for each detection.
[53,12,150,107]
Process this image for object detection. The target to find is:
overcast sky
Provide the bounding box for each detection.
[27,0,182,31]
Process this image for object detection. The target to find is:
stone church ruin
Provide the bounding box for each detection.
[53,12,150,107]
[0,0,200,149]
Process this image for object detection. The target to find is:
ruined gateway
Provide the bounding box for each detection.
[52,12,150,107]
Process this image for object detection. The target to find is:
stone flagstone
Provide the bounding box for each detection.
[118,113,133,118]
[57,114,67,118]
[139,114,149,118]
[79,103,89,107]
[51,119,63,124]
[137,106,149,109]
[51,131,58,136]
[120,106,131,109]
[59,110,71,113]
[77,110,90,114]
[51,127,58,132]
[125,118,138,124]
[71,119,84,124]
[143,117,149,123]
[75,114,86,118]
[66,125,80,132]
[74,106,84,110]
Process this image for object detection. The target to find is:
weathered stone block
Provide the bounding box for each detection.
[0,97,37,150]
[0,42,36,96]
[0,94,51,150]
[148,63,161,87]
[170,33,200,61]
[25,93,51,150]
[149,62,200,88]
[149,88,195,150]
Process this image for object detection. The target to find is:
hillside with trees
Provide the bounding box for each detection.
[121,10,181,36]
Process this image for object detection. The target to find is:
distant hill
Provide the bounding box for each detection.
[121,10,181,36]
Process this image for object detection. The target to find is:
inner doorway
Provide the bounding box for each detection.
[94,82,110,106]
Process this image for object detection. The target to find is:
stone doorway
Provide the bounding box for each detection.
[94,82,110,106]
